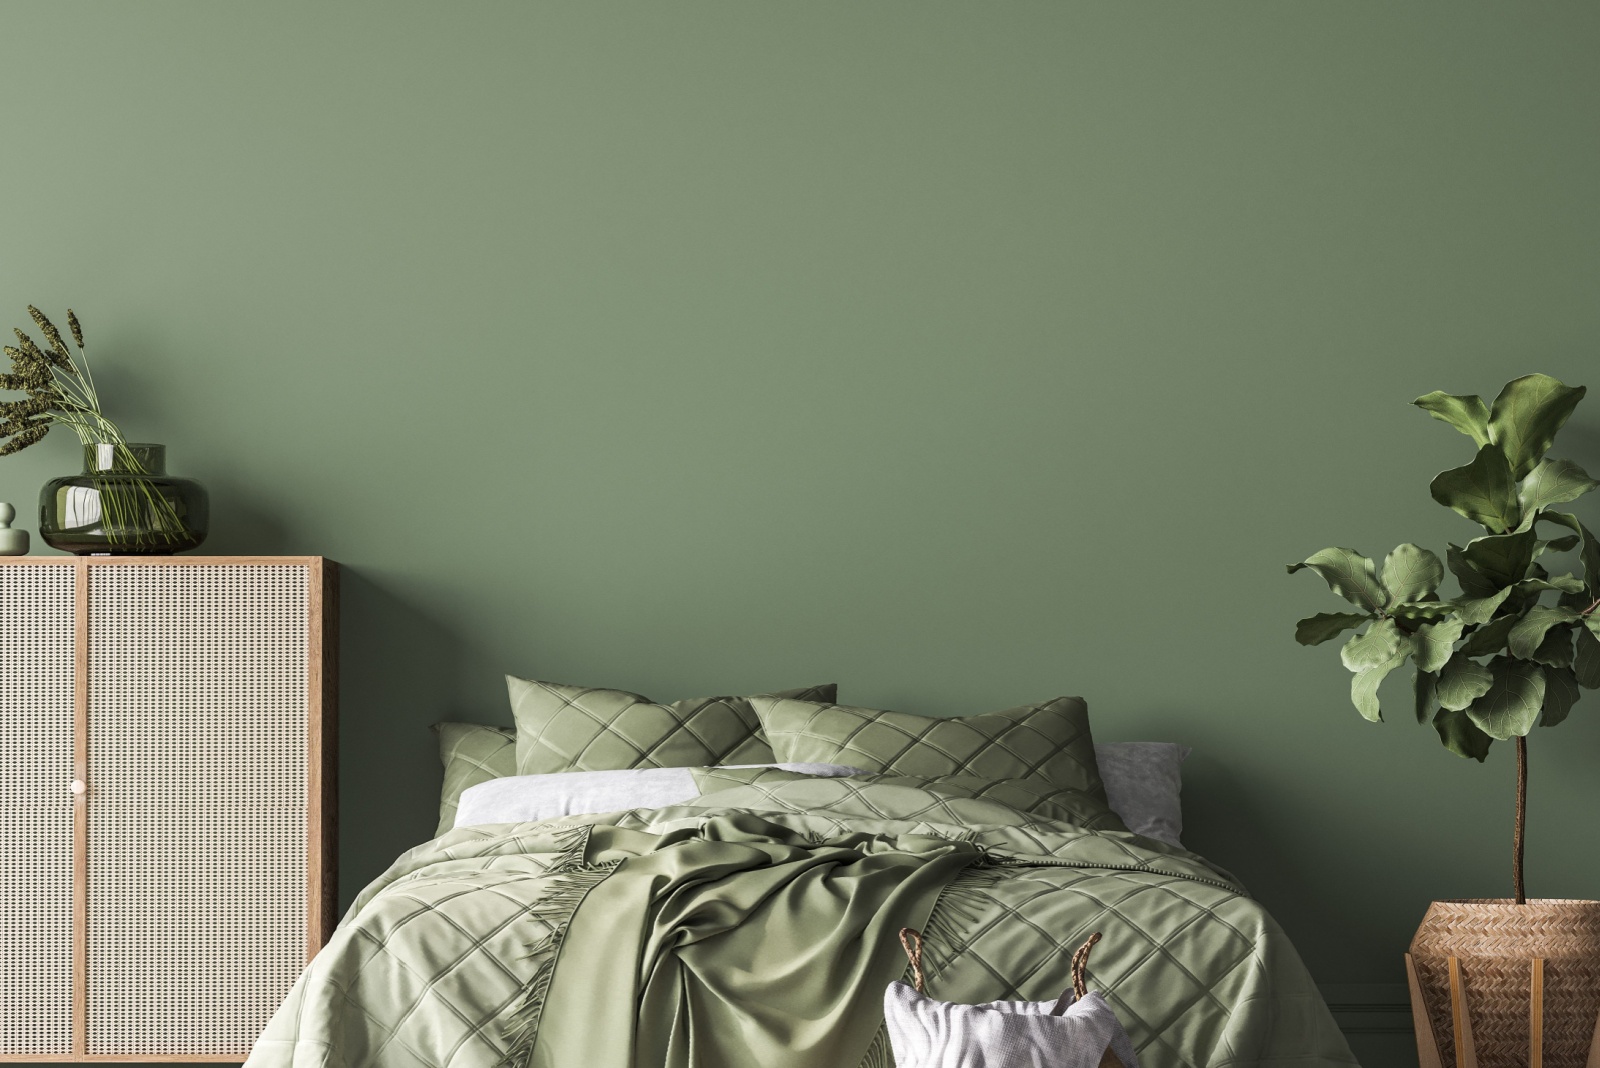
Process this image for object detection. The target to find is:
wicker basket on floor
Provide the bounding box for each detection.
[1407,899,1600,1068]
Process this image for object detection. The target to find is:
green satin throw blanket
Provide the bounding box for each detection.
[246,777,1358,1068]
[531,821,982,1068]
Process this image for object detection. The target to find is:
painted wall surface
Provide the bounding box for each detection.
[3,2,1598,1055]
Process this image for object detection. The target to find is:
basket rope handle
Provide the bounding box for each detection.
[900,926,1102,1010]
[899,927,926,993]
[1049,932,1103,1016]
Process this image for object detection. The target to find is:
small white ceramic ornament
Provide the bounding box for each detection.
[0,502,29,555]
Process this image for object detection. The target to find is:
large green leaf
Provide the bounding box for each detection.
[1453,528,1539,590]
[1413,616,1465,674]
[1507,606,1583,659]
[1499,578,1545,620]
[1414,670,1437,723]
[1581,526,1600,596]
[1321,625,1413,716]
[1414,391,1491,447]
[1517,458,1599,515]
[1430,444,1521,532]
[1541,666,1581,727]
[1516,573,1586,596]
[1342,618,1406,671]
[1455,588,1511,625]
[1288,548,1386,612]
[1538,512,1600,595]
[1534,625,1575,668]
[1295,612,1374,646]
[1465,657,1547,739]
[1539,534,1582,556]
[1460,615,1517,657]
[1437,653,1494,710]
[1487,374,1586,480]
[1575,626,1600,689]
[1351,654,1408,722]
[1380,544,1444,606]
[1434,706,1493,761]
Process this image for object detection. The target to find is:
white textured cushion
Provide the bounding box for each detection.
[884,982,1140,1068]
[1095,742,1189,847]
[453,763,859,827]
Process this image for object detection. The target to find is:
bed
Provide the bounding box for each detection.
[244,681,1357,1068]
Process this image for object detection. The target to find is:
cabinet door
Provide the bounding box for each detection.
[0,566,77,1057]
[87,565,309,1057]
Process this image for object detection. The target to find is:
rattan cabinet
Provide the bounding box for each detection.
[0,557,336,1062]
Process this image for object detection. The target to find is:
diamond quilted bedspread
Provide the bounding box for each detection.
[246,778,1357,1068]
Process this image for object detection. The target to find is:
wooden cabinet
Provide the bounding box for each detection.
[0,558,336,1062]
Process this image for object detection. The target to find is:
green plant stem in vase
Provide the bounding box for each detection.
[1,306,207,555]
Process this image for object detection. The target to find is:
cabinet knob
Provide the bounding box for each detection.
[70,779,86,796]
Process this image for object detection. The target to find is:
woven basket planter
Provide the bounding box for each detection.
[1407,899,1600,1068]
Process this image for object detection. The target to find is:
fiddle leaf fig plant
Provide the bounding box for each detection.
[1290,374,1598,903]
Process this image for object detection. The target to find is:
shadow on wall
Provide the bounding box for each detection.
[200,480,498,907]
[1183,747,1418,982]
[336,570,473,907]
[1179,754,1319,902]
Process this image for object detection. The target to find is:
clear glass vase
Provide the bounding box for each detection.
[38,443,208,555]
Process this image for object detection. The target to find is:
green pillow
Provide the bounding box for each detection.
[753,695,1109,799]
[690,765,1125,830]
[509,678,837,775]
[432,722,516,836]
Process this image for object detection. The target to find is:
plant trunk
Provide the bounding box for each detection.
[1514,735,1527,906]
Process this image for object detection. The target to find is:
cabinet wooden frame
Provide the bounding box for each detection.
[0,556,337,1064]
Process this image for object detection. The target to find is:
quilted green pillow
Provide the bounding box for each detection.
[690,765,1125,830]
[752,695,1109,800]
[432,722,516,836]
[509,678,837,775]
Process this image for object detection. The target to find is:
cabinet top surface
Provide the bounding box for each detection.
[0,556,333,566]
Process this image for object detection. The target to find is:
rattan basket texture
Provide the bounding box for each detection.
[1410,899,1600,1068]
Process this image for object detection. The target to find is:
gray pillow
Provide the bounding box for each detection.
[1094,742,1189,847]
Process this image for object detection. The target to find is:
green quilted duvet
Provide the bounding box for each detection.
[246,778,1356,1068]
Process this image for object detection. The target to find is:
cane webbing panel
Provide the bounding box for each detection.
[87,565,308,1057]
[0,567,76,1056]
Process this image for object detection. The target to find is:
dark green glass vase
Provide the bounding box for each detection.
[39,443,208,555]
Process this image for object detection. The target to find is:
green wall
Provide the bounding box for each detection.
[3,2,1598,1055]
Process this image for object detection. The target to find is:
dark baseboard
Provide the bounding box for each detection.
[1320,984,1414,1035]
